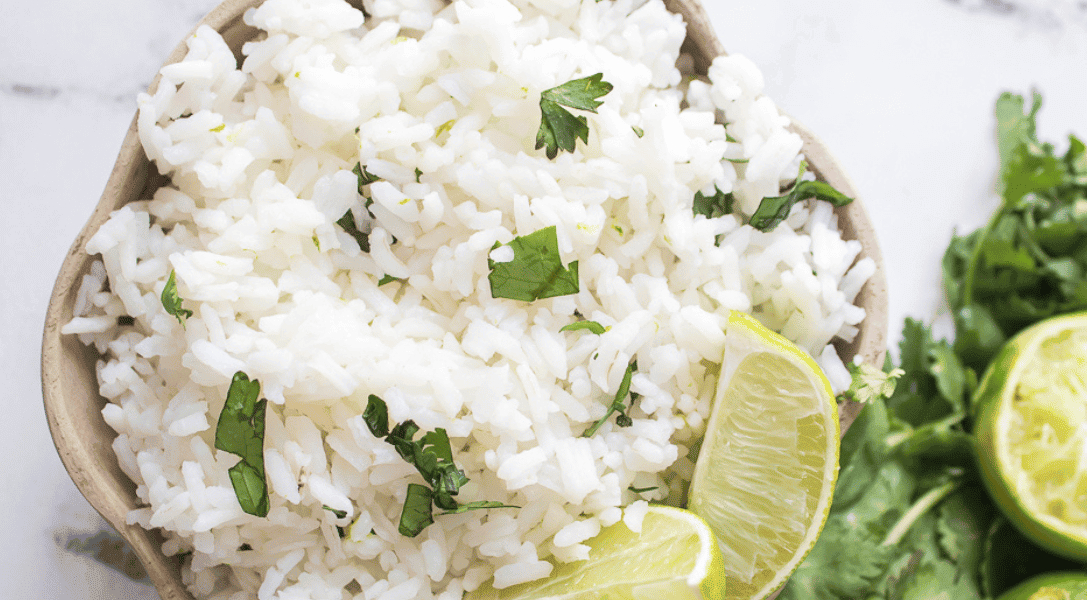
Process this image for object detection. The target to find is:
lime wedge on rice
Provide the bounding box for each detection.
[688,311,839,600]
[974,312,1087,561]
[467,506,726,600]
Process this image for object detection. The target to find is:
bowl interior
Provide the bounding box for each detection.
[40,1,886,598]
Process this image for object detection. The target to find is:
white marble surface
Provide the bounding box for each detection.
[5,0,1087,597]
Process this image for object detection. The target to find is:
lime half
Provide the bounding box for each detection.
[688,311,839,600]
[468,506,726,600]
[975,312,1087,561]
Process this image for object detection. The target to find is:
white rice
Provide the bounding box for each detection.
[65,0,874,598]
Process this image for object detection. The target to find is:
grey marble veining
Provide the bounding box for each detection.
[5,0,1087,597]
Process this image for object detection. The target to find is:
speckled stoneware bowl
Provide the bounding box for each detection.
[41,1,888,598]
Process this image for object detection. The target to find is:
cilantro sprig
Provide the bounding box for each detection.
[488,226,579,302]
[215,372,269,517]
[363,395,515,537]
[535,73,613,159]
[161,270,193,324]
[944,92,1087,369]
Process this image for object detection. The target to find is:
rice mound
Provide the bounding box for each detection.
[63,0,874,598]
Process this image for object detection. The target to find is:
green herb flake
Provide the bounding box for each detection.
[161,270,193,324]
[312,235,321,251]
[628,486,658,494]
[560,320,607,335]
[399,484,435,537]
[692,185,735,220]
[336,210,370,253]
[535,73,613,159]
[377,274,401,286]
[583,360,637,437]
[352,163,382,193]
[488,226,579,302]
[322,505,348,520]
[210,124,226,133]
[414,167,423,183]
[750,163,854,232]
[214,372,269,517]
[632,125,644,138]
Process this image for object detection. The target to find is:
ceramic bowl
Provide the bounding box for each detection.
[41,1,888,597]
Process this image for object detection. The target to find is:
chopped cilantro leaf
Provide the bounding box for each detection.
[560,320,607,335]
[378,275,400,286]
[364,395,510,536]
[692,185,734,220]
[322,505,348,520]
[336,210,370,253]
[488,226,579,302]
[414,167,423,183]
[215,372,269,517]
[750,164,853,232]
[632,125,644,138]
[535,73,613,159]
[352,163,381,192]
[399,484,435,537]
[363,394,390,437]
[161,270,193,324]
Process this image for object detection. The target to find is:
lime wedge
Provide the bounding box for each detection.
[468,506,726,600]
[975,312,1087,561]
[688,311,839,600]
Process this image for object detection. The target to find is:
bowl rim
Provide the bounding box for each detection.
[41,1,887,598]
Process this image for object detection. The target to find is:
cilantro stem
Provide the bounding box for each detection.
[582,361,636,437]
[883,411,965,450]
[960,207,1005,308]
[881,480,960,547]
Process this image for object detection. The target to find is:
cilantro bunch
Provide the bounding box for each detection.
[944,93,1087,371]
[780,319,1079,599]
[779,92,1087,599]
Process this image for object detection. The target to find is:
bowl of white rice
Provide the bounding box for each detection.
[41,0,887,599]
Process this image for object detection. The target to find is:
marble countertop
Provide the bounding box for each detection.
[5,0,1087,596]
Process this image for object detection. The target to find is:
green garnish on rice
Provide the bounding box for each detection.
[535,73,613,159]
[214,372,269,518]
